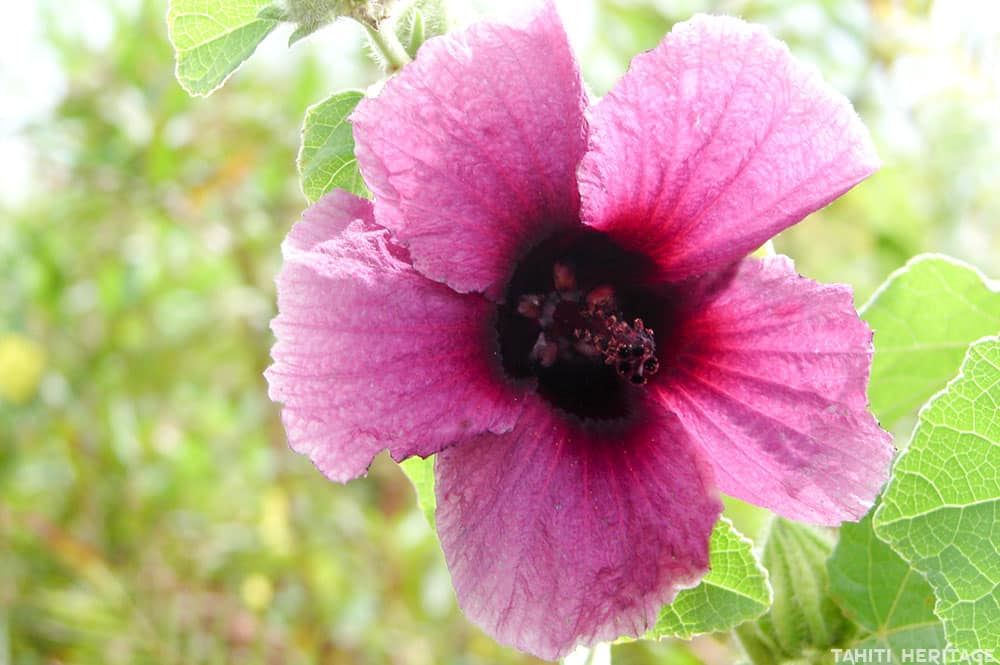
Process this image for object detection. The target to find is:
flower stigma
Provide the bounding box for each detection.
[497,229,664,420]
[517,263,659,386]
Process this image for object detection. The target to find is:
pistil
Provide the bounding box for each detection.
[517,263,659,385]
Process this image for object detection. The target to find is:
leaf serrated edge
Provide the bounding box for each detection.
[296,89,367,202]
[873,333,1000,529]
[649,517,772,641]
[859,253,1000,316]
[860,253,1000,425]
[714,516,774,611]
[871,334,1000,651]
[166,2,279,97]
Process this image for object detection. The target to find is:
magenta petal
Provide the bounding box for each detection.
[653,257,893,525]
[579,15,879,281]
[265,191,522,482]
[435,398,721,660]
[352,1,588,297]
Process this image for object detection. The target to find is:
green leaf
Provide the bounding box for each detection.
[735,518,856,664]
[828,511,945,658]
[646,518,770,640]
[284,0,338,46]
[298,90,369,202]
[861,254,1000,427]
[399,455,435,529]
[873,336,1000,651]
[257,5,289,20]
[288,23,319,46]
[167,0,280,96]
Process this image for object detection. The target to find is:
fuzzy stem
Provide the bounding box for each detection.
[364,22,412,72]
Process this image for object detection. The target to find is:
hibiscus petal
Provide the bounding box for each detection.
[352,1,588,297]
[653,256,893,525]
[435,398,721,660]
[265,191,522,482]
[579,15,879,281]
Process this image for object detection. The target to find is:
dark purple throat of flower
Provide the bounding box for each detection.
[497,229,669,421]
[516,267,659,384]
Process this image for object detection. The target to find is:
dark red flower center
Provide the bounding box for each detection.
[497,229,669,420]
[515,266,660,385]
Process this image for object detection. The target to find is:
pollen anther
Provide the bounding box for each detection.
[517,261,659,387]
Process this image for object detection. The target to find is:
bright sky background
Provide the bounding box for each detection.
[0,0,596,205]
[1,0,998,206]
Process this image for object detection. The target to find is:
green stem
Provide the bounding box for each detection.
[364,22,412,72]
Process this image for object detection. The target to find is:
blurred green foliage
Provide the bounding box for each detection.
[1,0,997,664]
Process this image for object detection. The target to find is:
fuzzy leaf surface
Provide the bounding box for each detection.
[828,511,945,658]
[299,90,368,202]
[861,255,1000,427]
[168,0,279,95]
[873,337,1000,651]
[646,518,770,640]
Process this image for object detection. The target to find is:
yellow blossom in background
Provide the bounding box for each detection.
[259,486,295,556]
[240,573,274,612]
[0,333,46,404]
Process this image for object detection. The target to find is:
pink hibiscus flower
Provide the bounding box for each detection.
[266,2,893,659]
